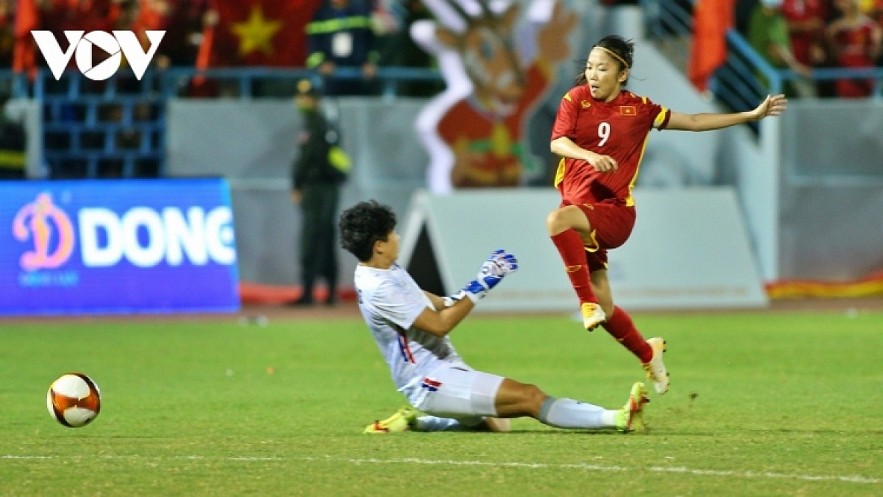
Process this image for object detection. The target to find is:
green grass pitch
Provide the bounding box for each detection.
[1,308,881,496]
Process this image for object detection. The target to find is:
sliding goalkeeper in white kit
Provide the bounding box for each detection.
[338,200,651,434]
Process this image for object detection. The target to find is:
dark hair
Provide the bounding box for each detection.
[339,200,397,262]
[575,35,634,86]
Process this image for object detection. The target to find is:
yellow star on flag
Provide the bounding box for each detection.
[231,5,282,56]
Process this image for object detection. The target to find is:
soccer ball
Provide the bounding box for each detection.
[46,373,101,428]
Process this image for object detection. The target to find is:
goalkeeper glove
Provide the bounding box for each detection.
[460,249,518,304]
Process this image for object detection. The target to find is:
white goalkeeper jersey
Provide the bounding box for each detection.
[354,263,467,405]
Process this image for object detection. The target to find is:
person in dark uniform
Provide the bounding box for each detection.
[289,79,349,306]
[305,0,379,96]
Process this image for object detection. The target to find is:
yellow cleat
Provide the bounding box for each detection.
[615,382,650,433]
[642,337,670,395]
[581,302,606,331]
[363,406,418,434]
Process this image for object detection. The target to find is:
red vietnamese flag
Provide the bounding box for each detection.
[198,0,322,68]
[687,0,734,92]
[13,0,40,77]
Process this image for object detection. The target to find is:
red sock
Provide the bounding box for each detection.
[602,306,652,363]
[550,229,596,303]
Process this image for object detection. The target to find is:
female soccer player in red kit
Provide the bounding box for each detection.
[548,35,788,395]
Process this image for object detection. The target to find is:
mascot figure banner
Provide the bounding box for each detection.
[413,0,577,193]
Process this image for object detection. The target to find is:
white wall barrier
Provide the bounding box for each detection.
[399,188,768,312]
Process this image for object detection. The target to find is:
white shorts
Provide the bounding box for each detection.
[411,365,504,422]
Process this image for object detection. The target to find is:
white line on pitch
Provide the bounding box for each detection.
[308,456,880,485]
[3,454,878,485]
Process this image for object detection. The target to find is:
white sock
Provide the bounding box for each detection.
[414,415,463,432]
[600,409,619,427]
[538,397,615,429]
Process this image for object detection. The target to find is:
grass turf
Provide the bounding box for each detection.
[1,309,881,496]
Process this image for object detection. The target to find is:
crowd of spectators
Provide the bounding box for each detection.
[737,0,883,97]
[0,0,441,97]
[0,0,880,98]
[0,0,210,71]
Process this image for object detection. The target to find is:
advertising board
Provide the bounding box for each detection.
[1,178,239,315]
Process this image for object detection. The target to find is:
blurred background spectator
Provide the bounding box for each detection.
[306,0,379,96]
[781,0,829,67]
[781,0,833,96]
[825,0,882,97]
[0,0,15,68]
[376,0,441,97]
[136,0,211,69]
[747,0,816,96]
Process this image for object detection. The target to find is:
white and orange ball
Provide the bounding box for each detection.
[46,373,101,428]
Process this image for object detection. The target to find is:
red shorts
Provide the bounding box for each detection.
[570,200,636,272]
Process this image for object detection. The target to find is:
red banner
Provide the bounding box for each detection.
[13,0,40,76]
[687,0,734,92]
[198,0,322,68]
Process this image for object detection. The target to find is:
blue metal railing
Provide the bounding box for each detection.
[157,66,443,99]
[3,66,444,100]
[641,0,883,112]
[714,30,781,117]
[720,31,883,107]
[0,66,444,179]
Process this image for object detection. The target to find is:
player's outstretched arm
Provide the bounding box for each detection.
[413,300,473,336]
[667,94,788,132]
[413,250,518,337]
[423,291,447,311]
[748,93,788,120]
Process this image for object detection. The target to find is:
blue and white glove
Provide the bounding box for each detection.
[459,249,519,304]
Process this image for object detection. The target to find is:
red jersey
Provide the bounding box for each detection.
[831,17,880,97]
[780,0,827,65]
[551,86,670,207]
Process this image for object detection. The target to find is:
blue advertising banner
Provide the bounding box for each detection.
[0,178,240,315]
